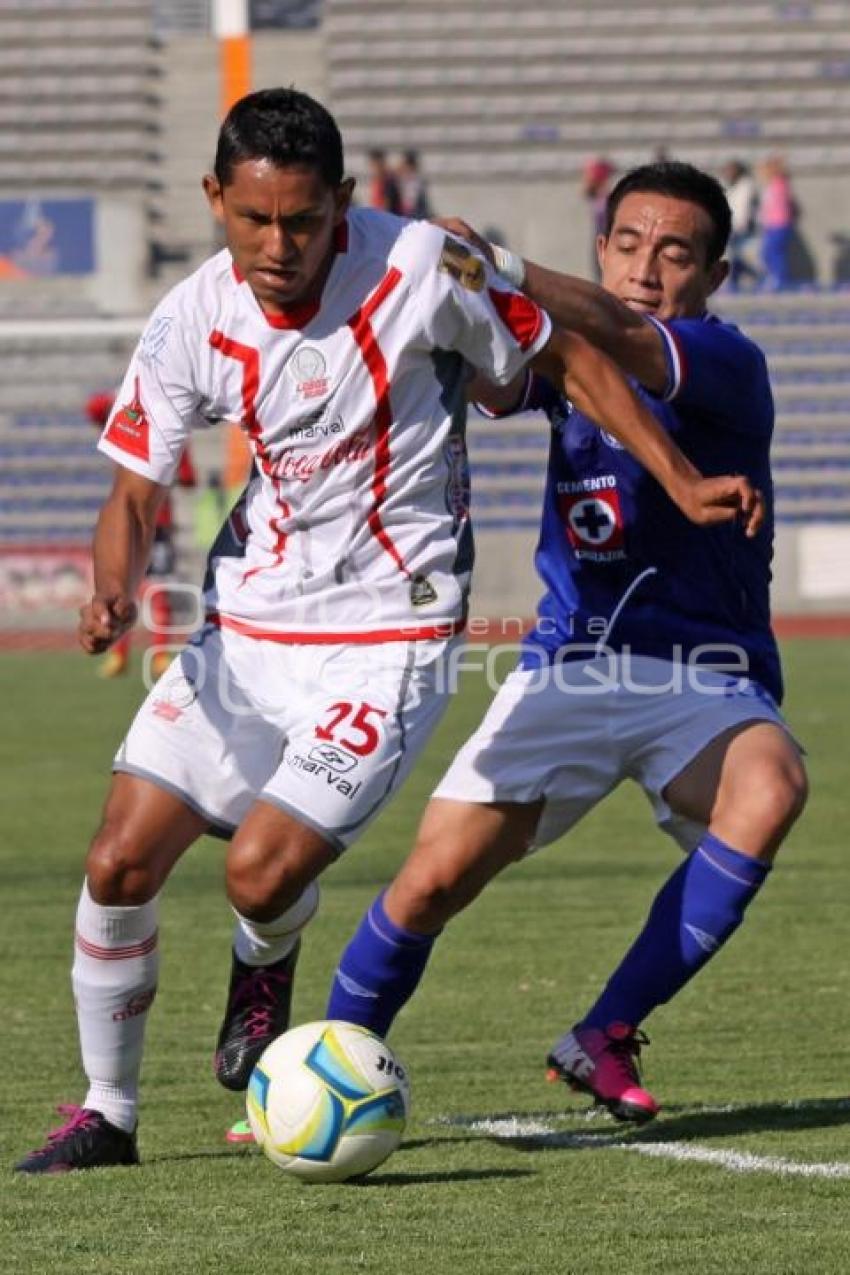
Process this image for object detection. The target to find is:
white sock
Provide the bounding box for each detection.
[71,880,160,1133]
[233,882,320,967]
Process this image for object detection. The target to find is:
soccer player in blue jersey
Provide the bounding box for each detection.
[325,161,808,1122]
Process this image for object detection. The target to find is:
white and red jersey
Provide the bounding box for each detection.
[99,208,550,642]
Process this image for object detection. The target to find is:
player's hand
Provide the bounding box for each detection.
[433,217,495,265]
[78,593,138,654]
[674,474,765,538]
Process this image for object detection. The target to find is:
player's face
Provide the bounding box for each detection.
[597,192,728,321]
[204,161,354,315]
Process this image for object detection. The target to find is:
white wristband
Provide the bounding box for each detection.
[489,242,526,289]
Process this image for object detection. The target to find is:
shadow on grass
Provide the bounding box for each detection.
[150,1148,258,1165]
[636,1096,850,1144]
[425,1096,850,1152]
[151,1143,534,1186]
[352,1167,534,1187]
[151,1097,850,1171]
[400,1135,492,1152]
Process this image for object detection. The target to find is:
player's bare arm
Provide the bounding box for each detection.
[517,260,670,392]
[438,202,728,395]
[79,467,168,654]
[532,327,763,536]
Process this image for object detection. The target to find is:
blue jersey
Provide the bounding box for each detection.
[508,314,782,702]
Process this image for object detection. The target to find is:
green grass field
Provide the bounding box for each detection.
[2,640,849,1274]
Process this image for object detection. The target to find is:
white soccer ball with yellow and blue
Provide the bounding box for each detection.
[246,1020,410,1182]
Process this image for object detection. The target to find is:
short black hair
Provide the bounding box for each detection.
[214,88,344,188]
[604,160,731,264]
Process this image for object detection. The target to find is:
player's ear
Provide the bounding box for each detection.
[202,174,225,222]
[333,177,356,222]
[706,257,729,297]
[595,233,608,275]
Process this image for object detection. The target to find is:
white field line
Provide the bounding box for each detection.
[622,1141,850,1180]
[434,1105,850,1181]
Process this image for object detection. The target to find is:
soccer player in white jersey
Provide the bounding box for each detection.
[16,92,763,1172]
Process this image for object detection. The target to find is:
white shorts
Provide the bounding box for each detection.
[434,655,792,852]
[116,625,456,852]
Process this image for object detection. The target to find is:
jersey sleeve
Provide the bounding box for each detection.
[647,315,773,436]
[416,232,552,385]
[97,301,200,485]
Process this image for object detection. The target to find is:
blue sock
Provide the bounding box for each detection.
[582,833,770,1031]
[326,892,438,1037]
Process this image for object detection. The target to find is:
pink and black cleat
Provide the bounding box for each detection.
[214,941,300,1092]
[14,1105,139,1174]
[546,1022,660,1124]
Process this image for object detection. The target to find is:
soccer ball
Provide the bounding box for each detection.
[246,1020,410,1183]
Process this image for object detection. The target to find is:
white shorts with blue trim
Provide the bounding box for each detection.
[433,654,792,852]
[115,625,456,851]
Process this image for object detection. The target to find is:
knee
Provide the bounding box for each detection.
[741,754,809,847]
[389,830,477,931]
[765,754,808,832]
[390,870,453,932]
[226,835,310,921]
[86,820,162,905]
[777,754,809,829]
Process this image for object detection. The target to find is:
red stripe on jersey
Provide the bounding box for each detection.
[206,610,465,644]
[209,331,292,584]
[487,287,545,351]
[75,931,159,961]
[347,267,407,576]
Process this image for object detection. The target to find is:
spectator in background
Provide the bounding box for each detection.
[758,155,797,291]
[721,159,759,291]
[85,392,197,680]
[397,149,433,219]
[366,148,402,213]
[581,156,615,278]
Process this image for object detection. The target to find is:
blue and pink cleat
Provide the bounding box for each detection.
[546,1022,660,1124]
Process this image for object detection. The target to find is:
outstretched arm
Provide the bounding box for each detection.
[439,217,669,394]
[534,327,763,535]
[78,466,168,654]
[521,260,669,393]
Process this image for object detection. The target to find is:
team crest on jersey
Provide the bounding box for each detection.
[104,376,150,461]
[289,346,329,399]
[557,478,626,561]
[438,237,485,292]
